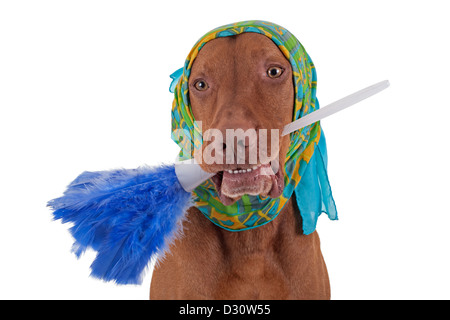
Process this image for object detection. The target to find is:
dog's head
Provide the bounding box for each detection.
[188,33,294,205]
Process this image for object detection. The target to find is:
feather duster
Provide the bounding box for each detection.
[48,165,193,284]
[47,80,388,285]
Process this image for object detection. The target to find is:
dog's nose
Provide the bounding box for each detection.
[224,135,250,150]
[222,126,258,165]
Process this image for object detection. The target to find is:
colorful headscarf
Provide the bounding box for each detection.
[170,20,337,234]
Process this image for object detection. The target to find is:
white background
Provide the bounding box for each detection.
[1,0,449,300]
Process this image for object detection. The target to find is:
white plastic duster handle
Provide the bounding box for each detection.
[175,80,390,192]
[282,80,390,136]
[175,158,215,192]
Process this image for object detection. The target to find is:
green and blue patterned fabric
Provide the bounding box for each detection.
[170,20,337,234]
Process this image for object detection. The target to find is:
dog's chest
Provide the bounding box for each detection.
[213,252,293,299]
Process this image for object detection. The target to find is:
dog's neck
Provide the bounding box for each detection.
[213,197,302,258]
[153,193,330,299]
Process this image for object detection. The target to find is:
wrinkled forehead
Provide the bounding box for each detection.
[190,33,289,74]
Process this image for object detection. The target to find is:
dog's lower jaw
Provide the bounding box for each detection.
[211,163,285,206]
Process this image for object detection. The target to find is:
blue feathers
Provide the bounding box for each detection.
[48,164,192,284]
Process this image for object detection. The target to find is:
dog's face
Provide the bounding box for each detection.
[189,33,294,205]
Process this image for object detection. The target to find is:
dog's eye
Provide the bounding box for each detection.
[194,80,209,91]
[267,66,283,78]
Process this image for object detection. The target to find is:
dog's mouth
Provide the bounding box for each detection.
[210,162,284,206]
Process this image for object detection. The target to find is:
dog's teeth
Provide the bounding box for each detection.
[228,168,257,174]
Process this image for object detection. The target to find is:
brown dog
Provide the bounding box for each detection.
[150,33,330,299]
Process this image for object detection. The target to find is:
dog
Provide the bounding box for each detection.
[150,31,330,300]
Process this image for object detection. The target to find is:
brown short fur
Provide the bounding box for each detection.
[150,33,330,300]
